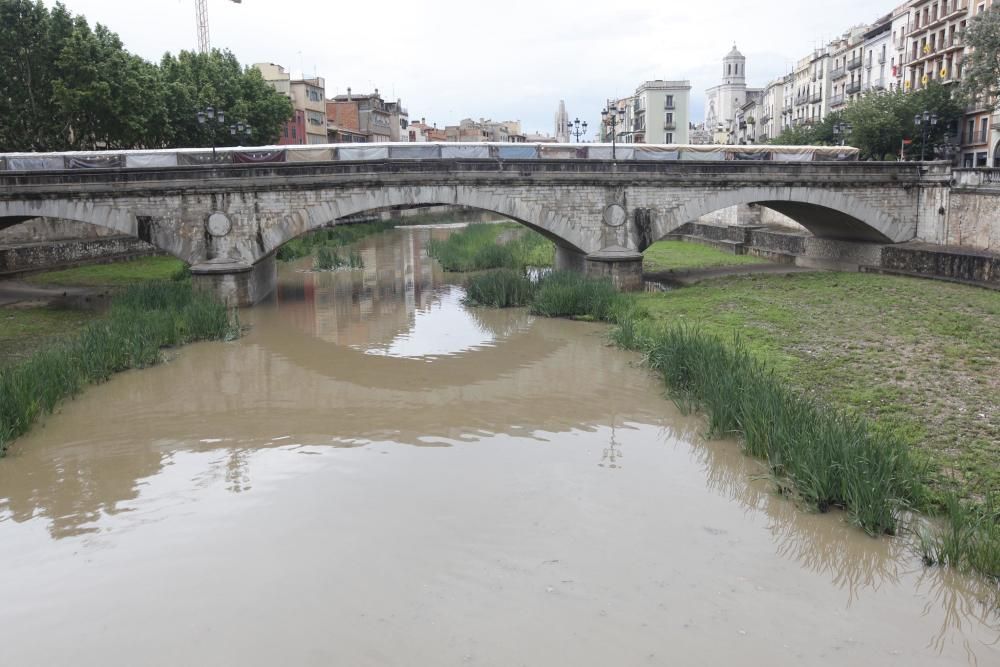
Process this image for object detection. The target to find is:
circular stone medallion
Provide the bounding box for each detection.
[206,212,232,237]
[603,203,627,228]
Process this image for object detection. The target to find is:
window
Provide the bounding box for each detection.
[976,152,987,167]
[967,119,975,143]
[981,118,989,143]
[307,88,322,102]
[665,112,674,125]
[665,95,674,109]
[963,153,973,167]
[664,133,673,143]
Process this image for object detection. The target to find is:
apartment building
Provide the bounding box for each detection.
[790,50,829,127]
[327,89,407,143]
[758,77,788,141]
[254,62,320,146]
[863,16,894,93]
[626,80,692,144]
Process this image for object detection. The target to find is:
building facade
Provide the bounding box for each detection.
[608,80,692,144]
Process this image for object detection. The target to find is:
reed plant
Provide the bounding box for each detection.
[0,282,237,456]
[529,271,627,321]
[638,325,923,535]
[464,269,536,308]
[428,223,554,272]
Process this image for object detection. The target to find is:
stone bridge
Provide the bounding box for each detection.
[0,158,952,304]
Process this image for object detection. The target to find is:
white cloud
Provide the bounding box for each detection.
[43,0,895,137]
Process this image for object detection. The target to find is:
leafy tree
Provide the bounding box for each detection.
[960,5,1000,109]
[159,50,291,148]
[0,0,291,152]
[768,124,819,145]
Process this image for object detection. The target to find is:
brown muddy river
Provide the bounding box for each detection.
[0,223,998,666]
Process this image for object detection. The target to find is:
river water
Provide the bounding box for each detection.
[0,223,997,666]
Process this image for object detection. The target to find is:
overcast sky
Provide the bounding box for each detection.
[44,0,896,138]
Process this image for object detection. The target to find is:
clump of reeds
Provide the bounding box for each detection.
[0,282,238,456]
[428,223,554,272]
[464,269,536,307]
[277,220,398,262]
[917,494,1000,583]
[637,325,923,535]
[529,271,627,321]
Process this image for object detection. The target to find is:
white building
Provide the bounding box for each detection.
[704,46,761,142]
[605,80,691,144]
[862,15,894,94]
[554,101,570,143]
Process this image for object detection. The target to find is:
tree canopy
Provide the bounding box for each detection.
[769,82,963,160]
[0,0,292,152]
[960,5,1000,109]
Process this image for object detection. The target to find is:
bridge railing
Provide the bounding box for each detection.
[953,168,1000,188]
[0,143,861,173]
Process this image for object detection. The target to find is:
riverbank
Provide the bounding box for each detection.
[0,280,238,455]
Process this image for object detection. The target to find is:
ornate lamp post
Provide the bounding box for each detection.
[832,121,852,146]
[566,117,588,142]
[197,106,254,160]
[913,111,938,161]
[196,106,226,160]
[601,103,624,160]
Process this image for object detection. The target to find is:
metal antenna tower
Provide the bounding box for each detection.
[195,0,242,54]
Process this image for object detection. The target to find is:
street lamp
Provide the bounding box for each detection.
[832,121,852,146]
[197,107,254,159]
[566,117,588,142]
[913,110,938,161]
[601,103,624,160]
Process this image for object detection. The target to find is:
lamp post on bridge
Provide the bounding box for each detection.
[566,117,588,142]
[914,110,938,161]
[196,107,252,161]
[601,103,624,160]
[832,121,852,147]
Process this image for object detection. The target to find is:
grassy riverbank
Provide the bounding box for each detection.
[465,264,1000,585]
[429,223,554,272]
[0,281,238,456]
[643,240,769,272]
[24,256,187,286]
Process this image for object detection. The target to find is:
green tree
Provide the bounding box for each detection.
[768,124,819,145]
[0,0,291,152]
[159,50,292,148]
[960,5,1000,108]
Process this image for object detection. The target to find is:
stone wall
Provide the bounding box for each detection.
[0,236,158,276]
[0,217,118,243]
[940,190,1000,250]
[881,244,999,285]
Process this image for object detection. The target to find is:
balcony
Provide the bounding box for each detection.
[830,66,846,79]
[663,122,676,131]
[809,91,822,103]
[870,77,886,90]
[795,94,809,106]
[909,2,968,38]
[847,56,862,70]
[846,80,862,94]
[664,101,675,110]
[830,94,845,107]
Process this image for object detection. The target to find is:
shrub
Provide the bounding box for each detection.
[529,271,626,321]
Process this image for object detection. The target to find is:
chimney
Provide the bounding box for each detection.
[374,87,379,98]
[347,87,352,101]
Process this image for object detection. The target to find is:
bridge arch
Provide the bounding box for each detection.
[0,199,194,263]
[262,185,592,259]
[662,186,914,243]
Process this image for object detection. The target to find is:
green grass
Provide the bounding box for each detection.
[24,256,187,287]
[631,271,1000,507]
[617,324,923,535]
[464,269,536,308]
[0,281,238,456]
[428,223,554,272]
[277,220,399,262]
[0,307,99,367]
[643,240,769,272]
[529,271,628,321]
